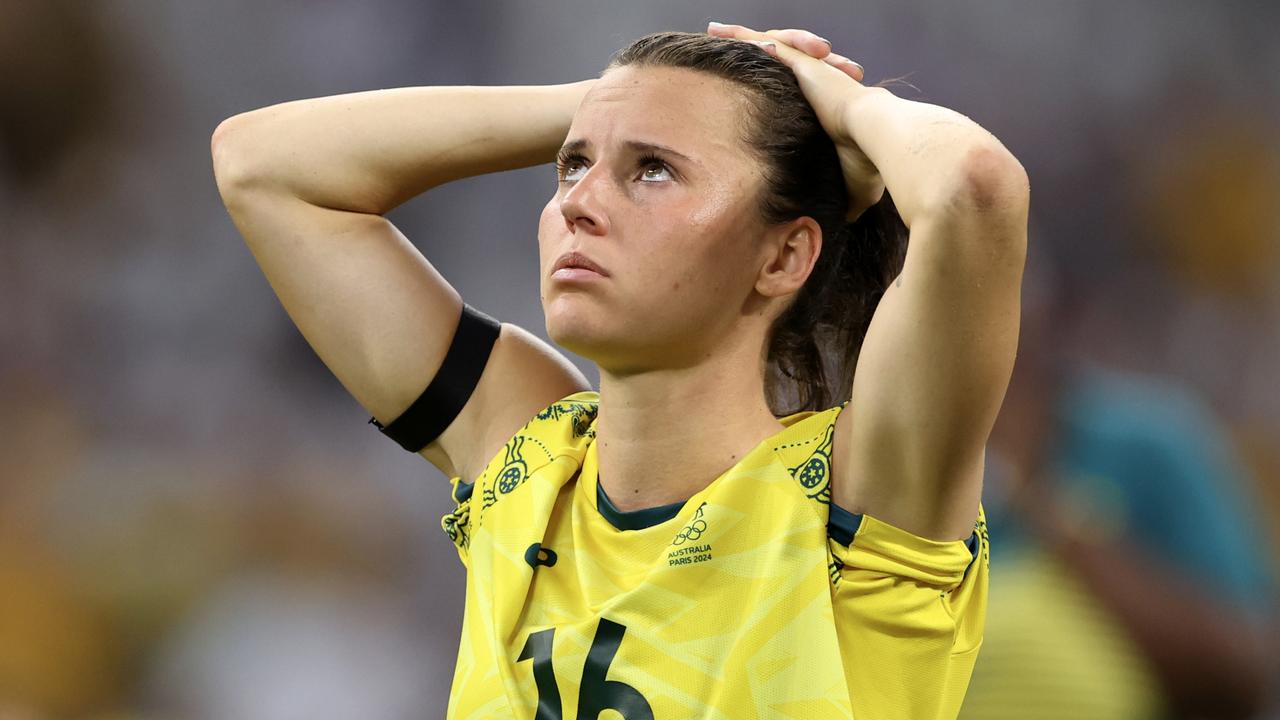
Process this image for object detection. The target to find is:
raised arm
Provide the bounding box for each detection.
[210,81,596,481]
[706,23,1028,540]
[836,88,1028,540]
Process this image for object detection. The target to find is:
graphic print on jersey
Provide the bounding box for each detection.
[440,391,990,720]
[516,618,655,720]
[665,501,712,567]
[444,397,599,559]
[788,423,835,505]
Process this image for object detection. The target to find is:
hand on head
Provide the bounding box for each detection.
[706,21,865,82]
[706,21,884,221]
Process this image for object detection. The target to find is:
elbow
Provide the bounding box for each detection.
[922,143,1029,254]
[953,142,1030,217]
[209,115,238,176]
[211,112,272,201]
[211,115,248,197]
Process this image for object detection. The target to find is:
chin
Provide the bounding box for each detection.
[546,299,644,368]
[544,297,604,351]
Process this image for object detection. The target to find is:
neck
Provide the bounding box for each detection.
[594,334,785,513]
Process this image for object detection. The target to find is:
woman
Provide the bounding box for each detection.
[212,21,1027,719]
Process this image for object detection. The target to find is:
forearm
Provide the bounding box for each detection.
[842,86,1027,227]
[211,80,595,215]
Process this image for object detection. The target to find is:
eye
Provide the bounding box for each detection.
[555,152,587,183]
[554,151,676,184]
[638,154,674,182]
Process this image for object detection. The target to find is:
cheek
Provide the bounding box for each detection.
[678,200,754,289]
[687,185,742,232]
[537,201,560,263]
[641,226,740,302]
[539,194,559,225]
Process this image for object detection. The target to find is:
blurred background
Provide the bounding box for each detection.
[1,1,1277,718]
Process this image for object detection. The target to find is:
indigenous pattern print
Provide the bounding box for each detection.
[440,391,989,720]
[789,423,836,505]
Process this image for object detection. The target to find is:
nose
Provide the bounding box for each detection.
[559,166,610,236]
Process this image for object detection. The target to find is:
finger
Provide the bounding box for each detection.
[706,21,760,39]
[762,28,833,59]
[745,39,811,69]
[706,23,825,72]
[742,39,781,59]
[824,52,865,82]
[748,39,780,55]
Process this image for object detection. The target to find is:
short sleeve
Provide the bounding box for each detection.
[436,389,601,572]
[828,505,990,720]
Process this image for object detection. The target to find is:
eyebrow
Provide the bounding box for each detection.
[558,138,699,166]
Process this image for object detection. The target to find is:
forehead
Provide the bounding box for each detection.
[570,65,752,164]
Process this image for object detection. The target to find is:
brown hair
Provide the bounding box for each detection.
[606,31,908,415]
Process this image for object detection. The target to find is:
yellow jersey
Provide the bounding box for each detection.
[441,390,989,719]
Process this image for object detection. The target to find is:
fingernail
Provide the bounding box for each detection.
[709,20,725,27]
[817,36,832,47]
[845,59,864,73]
[750,40,777,51]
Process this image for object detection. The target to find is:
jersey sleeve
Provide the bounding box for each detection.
[828,505,990,720]
[438,390,601,571]
[441,475,475,568]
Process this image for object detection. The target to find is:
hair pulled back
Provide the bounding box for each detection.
[606,31,908,415]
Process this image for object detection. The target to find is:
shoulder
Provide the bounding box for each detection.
[508,388,599,450]
[770,401,850,508]
[526,390,600,439]
[475,390,600,480]
[830,392,982,541]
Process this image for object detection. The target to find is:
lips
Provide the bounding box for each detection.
[553,251,610,277]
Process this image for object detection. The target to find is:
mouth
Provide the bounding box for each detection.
[552,250,610,282]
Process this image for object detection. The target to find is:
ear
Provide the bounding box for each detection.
[755,216,822,298]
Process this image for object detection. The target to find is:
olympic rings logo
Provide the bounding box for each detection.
[672,503,708,546]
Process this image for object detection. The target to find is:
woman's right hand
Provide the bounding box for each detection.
[707,22,885,220]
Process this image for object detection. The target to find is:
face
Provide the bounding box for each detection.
[538,65,774,373]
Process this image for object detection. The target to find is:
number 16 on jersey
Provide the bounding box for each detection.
[517,618,654,719]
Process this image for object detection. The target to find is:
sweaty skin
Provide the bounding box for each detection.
[538,65,822,511]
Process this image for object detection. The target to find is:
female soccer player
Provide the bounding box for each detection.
[212,21,1027,719]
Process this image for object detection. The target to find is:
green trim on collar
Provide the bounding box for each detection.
[596,478,686,531]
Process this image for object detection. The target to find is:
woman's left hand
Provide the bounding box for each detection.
[706,21,885,220]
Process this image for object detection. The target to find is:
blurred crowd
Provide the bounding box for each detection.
[1,1,1276,718]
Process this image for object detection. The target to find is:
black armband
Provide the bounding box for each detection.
[368,303,502,452]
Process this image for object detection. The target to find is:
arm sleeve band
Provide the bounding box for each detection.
[367,302,502,452]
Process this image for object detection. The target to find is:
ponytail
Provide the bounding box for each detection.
[764,194,908,416]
